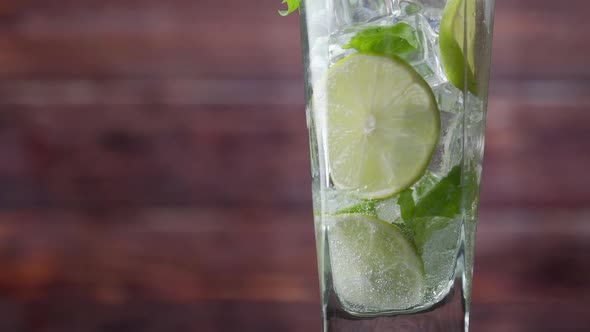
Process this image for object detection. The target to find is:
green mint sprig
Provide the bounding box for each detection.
[279,0,300,16]
[343,22,420,58]
[397,166,463,252]
[398,166,462,222]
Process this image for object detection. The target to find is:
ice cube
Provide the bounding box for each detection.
[411,171,440,201]
[400,0,423,15]
[465,93,484,122]
[417,216,462,301]
[323,0,448,88]
[430,87,485,176]
[426,113,461,176]
[463,218,477,306]
[375,196,403,224]
[328,31,357,65]
[434,82,464,114]
[322,187,366,215]
[309,36,330,86]
[441,112,463,175]
[332,0,400,27]
[463,93,485,165]
[402,14,447,86]
[305,1,331,86]
[307,4,330,38]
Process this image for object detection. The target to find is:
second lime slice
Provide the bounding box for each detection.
[440,0,477,94]
[320,54,440,199]
[328,214,425,312]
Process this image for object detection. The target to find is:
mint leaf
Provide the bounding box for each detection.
[398,190,416,222]
[412,166,462,219]
[343,22,419,57]
[412,171,440,201]
[278,0,300,16]
[397,166,462,248]
[404,3,422,15]
[411,217,454,255]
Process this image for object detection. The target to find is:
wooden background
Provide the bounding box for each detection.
[0,0,589,331]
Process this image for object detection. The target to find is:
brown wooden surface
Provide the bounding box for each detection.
[0,0,589,331]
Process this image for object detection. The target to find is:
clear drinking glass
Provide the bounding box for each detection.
[299,0,495,330]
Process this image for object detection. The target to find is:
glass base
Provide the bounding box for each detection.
[324,276,467,332]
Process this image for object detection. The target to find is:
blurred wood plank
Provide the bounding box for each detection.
[0,207,588,329]
[0,207,588,304]
[0,104,310,208]
[472,302,590,332]
[0,79,305,107]
[0,207,320,303]
[0,300,588,332]
[0,0,21,16]
[484,89,590,207]
[2,78,590,107]
[0,0,588,79]
[1,84,590,208]
[474,209,590,304]
[0,0,301,79]
[0,301,322,332]
[492,4,590,79]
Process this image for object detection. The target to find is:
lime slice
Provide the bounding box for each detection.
[321,54,440,199]
[328,214,424,312]
[440,0,477,94]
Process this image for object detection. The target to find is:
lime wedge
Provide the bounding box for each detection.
[440,0,477,94]
[320,54,440,199]
[328,214,424,311]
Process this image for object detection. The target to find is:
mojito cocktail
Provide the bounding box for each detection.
[291,0,494,330]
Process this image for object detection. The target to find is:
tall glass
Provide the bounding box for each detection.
[299,0,495,330]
